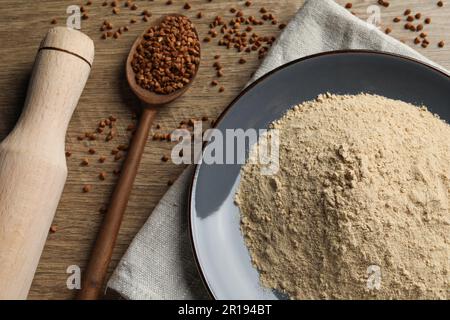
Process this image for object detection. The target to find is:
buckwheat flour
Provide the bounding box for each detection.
[235,93,450,300]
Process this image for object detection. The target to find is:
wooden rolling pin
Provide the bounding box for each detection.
[0,27,94,300]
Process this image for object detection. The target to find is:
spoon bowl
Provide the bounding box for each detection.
[126,14,201,107]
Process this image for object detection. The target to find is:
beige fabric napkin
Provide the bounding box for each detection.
[107,0,447,300]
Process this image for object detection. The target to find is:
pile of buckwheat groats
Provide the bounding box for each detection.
[131,15,201,94]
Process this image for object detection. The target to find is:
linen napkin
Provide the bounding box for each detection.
[107,0,447,300]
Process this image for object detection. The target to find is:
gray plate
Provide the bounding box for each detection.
[189,50,450,300]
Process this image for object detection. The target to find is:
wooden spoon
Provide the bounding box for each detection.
[77,14,200,300]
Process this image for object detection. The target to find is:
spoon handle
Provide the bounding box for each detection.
[78,107,158,300]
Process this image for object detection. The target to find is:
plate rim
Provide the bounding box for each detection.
[187,49,450,300]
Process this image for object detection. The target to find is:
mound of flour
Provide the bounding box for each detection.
[235,94,449,299]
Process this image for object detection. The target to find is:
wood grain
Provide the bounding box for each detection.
[0,0,448,300]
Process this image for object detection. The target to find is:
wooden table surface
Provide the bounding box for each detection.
[0,0,449,300]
